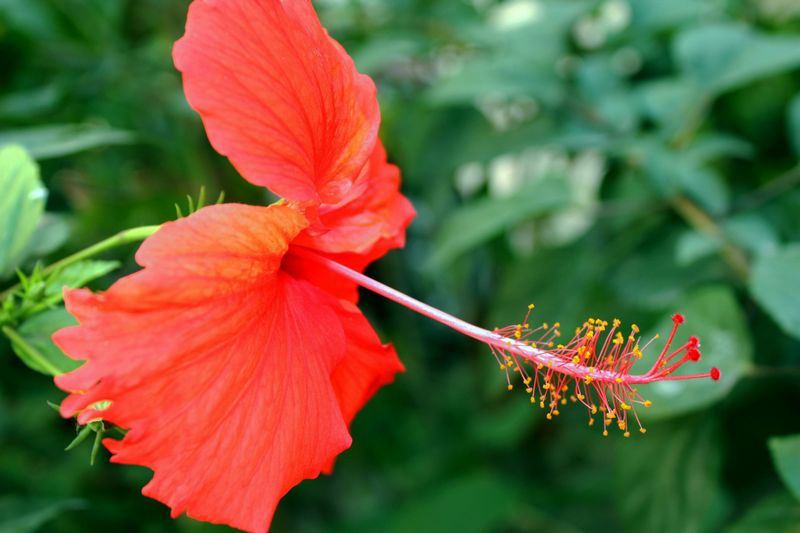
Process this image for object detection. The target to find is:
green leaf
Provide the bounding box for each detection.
[675,229,720,266]
[0,124,135,160]
[426,177,569,270]
[723,214,779,257]
[635,78,699,135]
[10,308,80,376]
[726,493,800,533]
[0,497,84,533]
[635,285,753,420]
[357,472,518,533]
[674,23,800,95]
[788,93,800,160]
[18,213,71,264]
[427,59,560,106]
[638,142,730,214]
[0,145,46,278]
[629,0,723,31]
[769,434,800,501]
[751,245,800,340]
[0,84,62,120]
[45,260,120,297]
[615,419,729,533]
[470,399,540,450]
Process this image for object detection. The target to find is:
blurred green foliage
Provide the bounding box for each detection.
[1,0,800,531]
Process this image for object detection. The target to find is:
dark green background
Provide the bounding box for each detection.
[1,0,800,531]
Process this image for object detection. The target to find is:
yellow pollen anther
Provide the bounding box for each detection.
[546,413,552,420]
[528,303,535,310]
[624,431,631,438]
[613,318,621,327]
[507,384,513,391]
[644,400,652,408]
[621,402,631,411]
[615,377,623,384]
[572,356,581,364]
[631,324,639,333]
[640,428,647,434]
[603,430,608,436]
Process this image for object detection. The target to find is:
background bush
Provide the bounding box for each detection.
[1,0,799,531]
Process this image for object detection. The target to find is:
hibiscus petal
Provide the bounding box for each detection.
[174,0,379,204]
[333,300,404,426]
[323,300,404,473]
[296,140,416,259]
[54,204,354,532]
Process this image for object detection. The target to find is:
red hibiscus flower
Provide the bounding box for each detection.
[52,1,720,531]
[55,1,413,532]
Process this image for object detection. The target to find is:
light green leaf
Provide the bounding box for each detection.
[18,213,72,261]
[769,434,800,501]
[45,260,120,298]
[616,419,729,533]
[726,493,800,533]
[0,124,135,160]
[0,145,46,278]
[635,285,753,420]
[8,308,80,376]
[426,177,569,270]
[674,23,800,95]
[751,245,800,340]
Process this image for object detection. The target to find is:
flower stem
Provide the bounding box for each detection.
[0,225,160,302]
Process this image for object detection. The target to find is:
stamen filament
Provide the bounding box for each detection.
[291,248,719,387]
